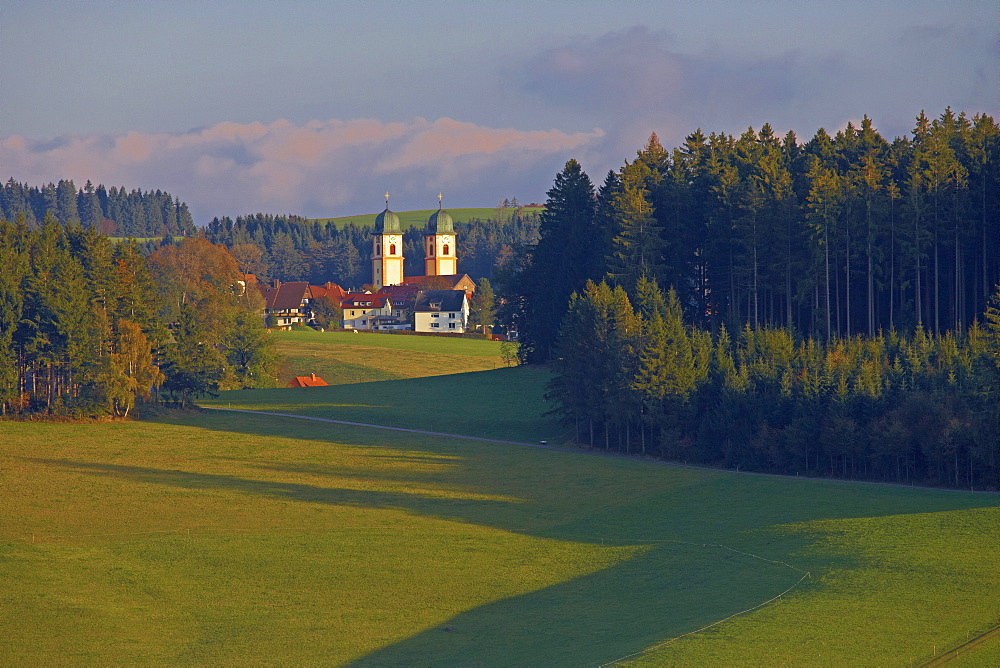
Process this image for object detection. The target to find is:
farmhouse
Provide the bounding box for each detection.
[258,280,312,329]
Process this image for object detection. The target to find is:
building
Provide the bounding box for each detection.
[370,195,465,290]
[256,279,348,329]
[425,200,457,276]
[371,195,404,290]
[287,373,329,387]
[258,280,312,329]
[412,289,469,333]
[342,293,393,330]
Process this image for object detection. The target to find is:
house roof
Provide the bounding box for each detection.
[401,274,476,292]
[342,293,390,309]
[258,281,311,310]
[287,373,329,387]
[413,289,467,313]
[309,282,347,305]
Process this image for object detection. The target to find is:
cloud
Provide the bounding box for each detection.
[517,26,824,152]
[1,118,604,220]
[515,24,1000,158]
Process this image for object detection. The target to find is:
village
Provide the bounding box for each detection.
[249,200,478,334]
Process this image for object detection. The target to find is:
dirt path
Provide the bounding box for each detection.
[200,407,998,496]
[921,625,1000,666]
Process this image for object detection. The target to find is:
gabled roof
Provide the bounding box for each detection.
[309,282,347,305]
[342,293,391,309]
[413,289,467,312]
[288,373,329,388]
[258,281,311,310]
[401,274,476,292]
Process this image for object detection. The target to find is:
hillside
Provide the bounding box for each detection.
[311,205,544,229]
[271,329,507,386]
[3,334,999,665]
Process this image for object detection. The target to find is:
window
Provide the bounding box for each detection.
[443,244,449,255]
[431,323,439,328]
[449,323,456,329]
[431,313,439,318]
[390,244,396,255]
[376,244,381,255]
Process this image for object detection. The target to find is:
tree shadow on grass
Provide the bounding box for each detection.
[354,541,807,667]
[107,411,1000,664]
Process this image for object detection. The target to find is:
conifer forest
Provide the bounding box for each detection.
[502,108,1000,489]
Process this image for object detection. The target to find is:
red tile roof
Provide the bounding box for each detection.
[287,373,329,387]
[342,293,390,308]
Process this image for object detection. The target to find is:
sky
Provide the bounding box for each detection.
[2,0,998,222]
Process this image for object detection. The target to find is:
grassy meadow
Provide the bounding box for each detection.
[3,331,1000,665]
[271,328,506,386]
[311,206,544,229]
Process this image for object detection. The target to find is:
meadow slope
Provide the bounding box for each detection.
[2,333,999,665]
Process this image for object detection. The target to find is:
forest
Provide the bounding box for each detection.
[0,217,274,417]
[501,108,1000,489]
[0,178,197,238]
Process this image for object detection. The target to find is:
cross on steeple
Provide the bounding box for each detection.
[438,193,443,210]
[384,192,390,207]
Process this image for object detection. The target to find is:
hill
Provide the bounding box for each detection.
[311,205,544,229]
[270,329,508,386]
[3,333,999,665]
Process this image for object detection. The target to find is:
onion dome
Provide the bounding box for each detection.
[374,206,402,234]
[427,208,454,235]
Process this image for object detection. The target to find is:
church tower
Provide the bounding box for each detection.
[425,194,457,276]
[372,193,403,289]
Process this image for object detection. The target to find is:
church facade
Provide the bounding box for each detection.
[371,197,457,289]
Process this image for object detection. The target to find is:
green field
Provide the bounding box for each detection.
[311,206,544,229]
[272,328,506,386]
[3,333,1000,665]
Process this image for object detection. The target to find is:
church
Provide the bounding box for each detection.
[370,194,457,289]
[339,195,475,332]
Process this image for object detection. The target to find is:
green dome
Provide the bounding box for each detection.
[427,209,454,235]
[374,207,402,234]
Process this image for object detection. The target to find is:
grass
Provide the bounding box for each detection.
[2,412,998,665]
[4,334,1000,664]
[270,328,507,386]
[311,206,544,229]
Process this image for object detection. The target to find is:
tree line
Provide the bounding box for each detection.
[0,215,275,417]
[1,178,197,238]
[204,210,540,289]
[501,108,1000,363]
[548,277,1000,490]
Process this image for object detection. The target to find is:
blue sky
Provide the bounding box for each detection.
[2,0,997,221]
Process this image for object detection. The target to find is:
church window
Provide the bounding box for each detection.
[443,244,449,255]
[390,244,396,255]
[376,244,381,255]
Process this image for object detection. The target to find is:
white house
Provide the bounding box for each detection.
[412,290,469,333]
